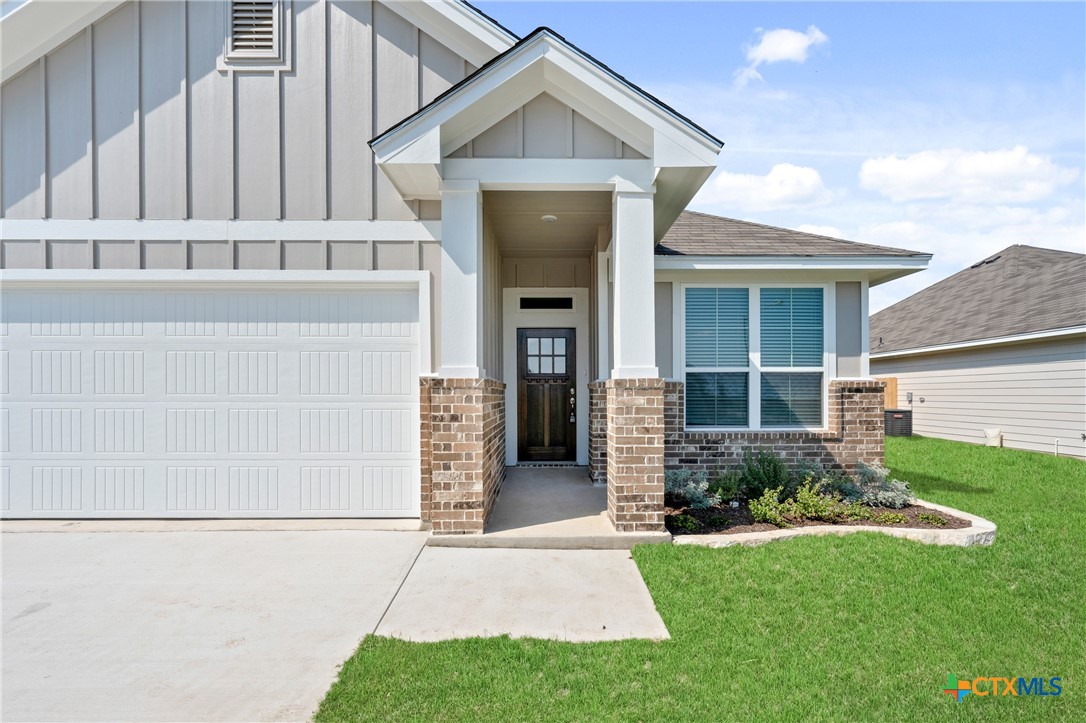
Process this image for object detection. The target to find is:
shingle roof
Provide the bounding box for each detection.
[870,245,1086,354]
[655,211,924,257]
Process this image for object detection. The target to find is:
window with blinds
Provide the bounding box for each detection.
[683,285,826,430]
[684,288,750,427]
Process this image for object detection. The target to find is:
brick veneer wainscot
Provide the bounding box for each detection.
[420,378,506,534]
[663,379,886,474]
[605,378,666,533]
[588,381,607,483]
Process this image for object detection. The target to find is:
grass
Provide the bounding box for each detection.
[317,437,1086,721]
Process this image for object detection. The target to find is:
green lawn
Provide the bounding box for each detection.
[317,437,1086,722]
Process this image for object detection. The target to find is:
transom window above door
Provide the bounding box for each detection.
[526,334,568,375]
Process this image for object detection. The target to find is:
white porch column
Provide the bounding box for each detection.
[438,180,484,378]
[611,187,658,378]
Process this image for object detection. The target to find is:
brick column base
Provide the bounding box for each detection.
[421,378,506,535]
[588,381,607,483]
[606,378,666,533]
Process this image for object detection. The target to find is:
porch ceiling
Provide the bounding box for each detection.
[486,190,610,256]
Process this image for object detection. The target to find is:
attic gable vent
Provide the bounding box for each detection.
[220,0,291,70]
[231,1,277,54]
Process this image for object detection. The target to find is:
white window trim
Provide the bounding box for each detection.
[219,0,293,73]
[678,282,835,432]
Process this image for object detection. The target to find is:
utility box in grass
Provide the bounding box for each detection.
[885,409,913,436]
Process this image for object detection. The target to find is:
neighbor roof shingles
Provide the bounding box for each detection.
[656,210,925,257]
[870,245,1086,354]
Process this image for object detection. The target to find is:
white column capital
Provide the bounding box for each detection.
[439,179,481,194]
[612,176,655,196]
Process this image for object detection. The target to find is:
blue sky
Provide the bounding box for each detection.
[475,1,1086,311]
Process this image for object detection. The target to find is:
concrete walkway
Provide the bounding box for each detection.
[429,466,671,549]
[376,547,670,642]
[2,530,427,722]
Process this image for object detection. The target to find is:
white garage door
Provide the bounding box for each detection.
[0,288,420,518]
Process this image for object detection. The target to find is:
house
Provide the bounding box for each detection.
[871,245,1086,459]
[0,0,931,532]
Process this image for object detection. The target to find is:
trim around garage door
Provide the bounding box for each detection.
[0,270,432,520]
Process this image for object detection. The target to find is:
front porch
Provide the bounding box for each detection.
[427,466,671,549]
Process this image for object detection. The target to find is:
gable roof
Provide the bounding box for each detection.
[870,245,1086,354]
[371,26,721,149]
[656,210,924,257]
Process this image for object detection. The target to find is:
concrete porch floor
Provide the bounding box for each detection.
[428,467,671,549]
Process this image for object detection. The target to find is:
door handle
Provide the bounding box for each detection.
[569,385,576,423]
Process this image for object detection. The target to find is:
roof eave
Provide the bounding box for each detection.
[654,253,931,284]
[871,325,1086,360]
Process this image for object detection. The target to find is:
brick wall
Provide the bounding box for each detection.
[663,379,885,475]
[588,381,607,483]
[605,378,666,533]
[421,378,506,534]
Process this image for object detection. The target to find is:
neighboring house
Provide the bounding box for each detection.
[0,0,930,532]
[871,245,1086,459]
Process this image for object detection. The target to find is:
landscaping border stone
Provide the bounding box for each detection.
[672,498,996,548]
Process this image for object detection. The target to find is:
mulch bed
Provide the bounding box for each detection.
[666,501,971,536]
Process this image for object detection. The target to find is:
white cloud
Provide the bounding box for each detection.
[797,224,843,238]
[694,163,833,212]
[859,146,1079,203]
[734,26,828,87]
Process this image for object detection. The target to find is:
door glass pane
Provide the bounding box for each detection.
[554,338,566,355]
[554,357,566,374]
[528,357,539,373]
[541,357,553,373]
[527,337,539,354]
[541,338,553,355]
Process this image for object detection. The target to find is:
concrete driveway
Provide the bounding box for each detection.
[1,529,426,722]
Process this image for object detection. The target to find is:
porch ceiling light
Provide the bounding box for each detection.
[541,214,558,223]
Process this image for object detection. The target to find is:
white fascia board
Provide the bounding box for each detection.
[654,254,932,272]
[382,0,514,69]
[870,325,1086,360]
[442,157,654,191]
[0,219,441,241]
[2,0,123,82]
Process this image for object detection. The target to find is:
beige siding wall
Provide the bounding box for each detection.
[872,336,1086,459]
[500,257,591,288]
[1,0,473,231]
[655,281,674,379]
[448,92,647,160]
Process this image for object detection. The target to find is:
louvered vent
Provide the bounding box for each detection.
[231,1,277,54]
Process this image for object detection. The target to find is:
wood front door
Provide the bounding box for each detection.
[517,328,576,462]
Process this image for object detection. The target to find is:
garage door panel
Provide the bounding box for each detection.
[0,288,421,519]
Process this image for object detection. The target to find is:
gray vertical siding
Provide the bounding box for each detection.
[836,281,863,377]
[0,0,472,230]
[872,336,1086,459]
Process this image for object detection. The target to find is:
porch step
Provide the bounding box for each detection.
[426,531,672,550]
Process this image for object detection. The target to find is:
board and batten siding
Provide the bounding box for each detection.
[872,336,1086,459]
[0,0,479,272]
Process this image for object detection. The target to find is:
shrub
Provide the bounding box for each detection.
[749,487,791,527]
[789,479,847,523]
[739,449,790,499]
[845,503,873,521]
[820,468,862,502]
[917,512,947,526]
[666,513,700,532]
[873,512,908,525]
[854,462,914,509]
[664,469,720,510]
[708,470,742,502]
